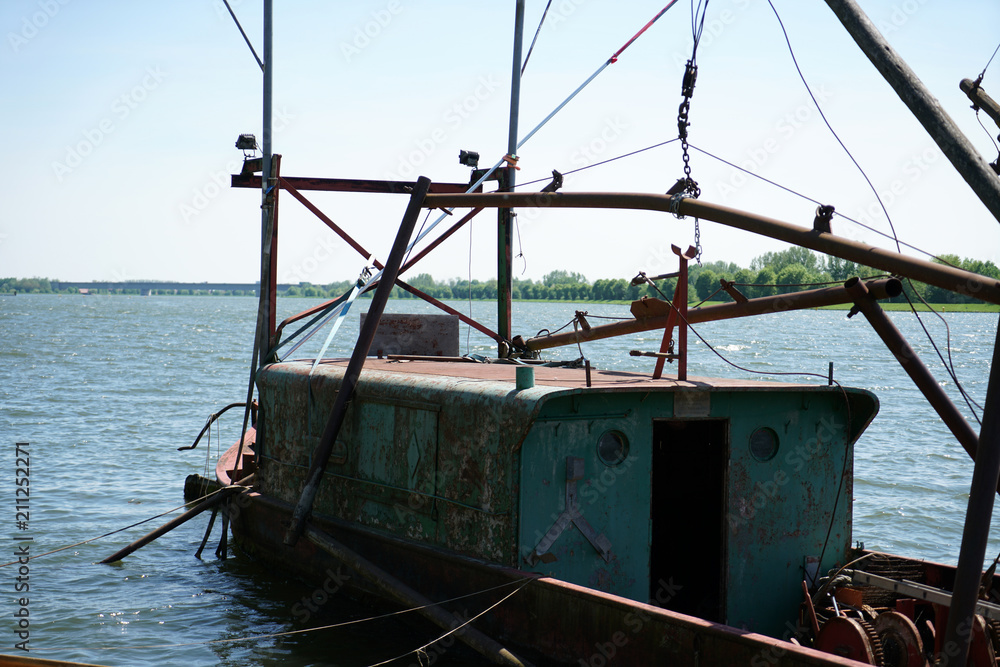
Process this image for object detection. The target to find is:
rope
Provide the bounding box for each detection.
[366,579,532,667]
[29,578,532,654]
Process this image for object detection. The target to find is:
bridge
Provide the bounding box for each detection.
[51,281,296,296]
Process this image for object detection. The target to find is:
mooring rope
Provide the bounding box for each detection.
[366,578,532,667]
[0,485,238,568]
[28,578,533,655]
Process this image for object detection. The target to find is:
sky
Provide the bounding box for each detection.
[3,0,1000,286]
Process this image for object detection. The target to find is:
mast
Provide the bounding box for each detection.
[823,0,1000,225]
[255,0,275,367]
[498,0,525,348]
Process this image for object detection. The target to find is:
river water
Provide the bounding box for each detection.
[1,294,997,666]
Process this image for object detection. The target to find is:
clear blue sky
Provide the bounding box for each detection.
[3,1,999,285]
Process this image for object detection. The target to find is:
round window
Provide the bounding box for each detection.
[597,430,629,466]
[749,427,779,462]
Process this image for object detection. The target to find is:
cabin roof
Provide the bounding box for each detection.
[296,357,829,392]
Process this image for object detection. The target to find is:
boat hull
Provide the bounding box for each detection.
[224,476,869,666]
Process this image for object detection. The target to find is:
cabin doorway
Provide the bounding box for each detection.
[650,419,728,622]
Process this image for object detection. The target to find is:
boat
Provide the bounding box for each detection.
[200,2,1000,665]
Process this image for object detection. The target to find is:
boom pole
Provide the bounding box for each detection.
[823,0,1000,224]
[421,191,1000,305]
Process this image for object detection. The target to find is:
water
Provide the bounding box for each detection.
[0,294,996,665]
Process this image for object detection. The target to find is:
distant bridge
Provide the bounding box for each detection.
[51,281,296,295]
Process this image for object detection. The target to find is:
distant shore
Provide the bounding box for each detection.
[7,291,998,313]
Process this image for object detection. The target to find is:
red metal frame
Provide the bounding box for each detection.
[652,245,696,381]
[236,165,501,349]
[232,174,477,194]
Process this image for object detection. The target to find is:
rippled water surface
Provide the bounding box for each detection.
[0,294,996,665]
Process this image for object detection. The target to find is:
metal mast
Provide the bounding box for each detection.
[498,0,525,347]
[255,0,275,367]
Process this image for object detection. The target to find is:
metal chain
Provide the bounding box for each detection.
[677,59,702,261]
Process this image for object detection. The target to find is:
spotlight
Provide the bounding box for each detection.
[459,149,479,169]
[236,133,258,154]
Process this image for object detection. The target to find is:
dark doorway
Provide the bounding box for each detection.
[650,419,728,622]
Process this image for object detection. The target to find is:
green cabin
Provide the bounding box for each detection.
[255,356,877,638]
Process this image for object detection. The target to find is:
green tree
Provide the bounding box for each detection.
[776,264,810,291]
[752,268,777,298]
[751,247,820,274]
[543,270,588,286]
[695,269,719,302]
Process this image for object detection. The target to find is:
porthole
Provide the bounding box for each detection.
[749,427,779,462]
[597,430,629,467]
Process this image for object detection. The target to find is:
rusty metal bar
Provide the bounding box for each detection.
[845,277,981,468]
[399,207,484,275]
[280,176,385,270]
[304,525,531,667]
[942,320,1000,665]
[285,177,431,547]
[272,205,485,347]
[823,0,1000,224]
[99,486,245,564]
[270,208,496,352]
[652,245,694,380]
[273,293,350,348]
[720,278,749,303]
[395,279,501,342]
[233,173,474,194]
[419,192,1000,305]
[527,278,902,352]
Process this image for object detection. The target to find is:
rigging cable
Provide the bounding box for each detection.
[686,143,962,267]
[289,3,683,355]
[221,0,264,71]
[28,579,531,655]
[520,0,553,76]
[766,0,900,254]
[974,111,1000,155]
[980,40,1000,81]
[766,0,981,424]
[515,139,680,188]
[366,579,532,667]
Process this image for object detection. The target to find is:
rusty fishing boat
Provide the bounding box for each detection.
[198,2,1000,665]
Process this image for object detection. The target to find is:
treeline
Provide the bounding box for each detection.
[308,247,996,305]
[7,248,999,303]
[0,278,254,296]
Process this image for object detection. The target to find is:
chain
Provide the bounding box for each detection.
[677,58,702,261]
